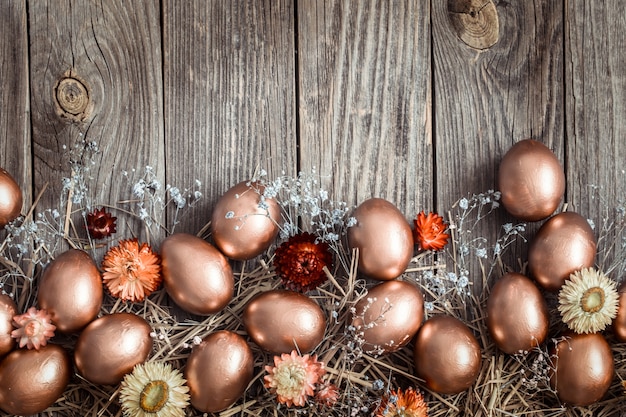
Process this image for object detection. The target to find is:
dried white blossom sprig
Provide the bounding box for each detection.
[589,184,626,280]
[61,135,100,209]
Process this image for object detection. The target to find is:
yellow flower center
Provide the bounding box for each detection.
[139,380,169,412]
[274,363,306,398]
[581,286,605,313]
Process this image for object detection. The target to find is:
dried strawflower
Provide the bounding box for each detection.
[558,267,619,334]
[273,232,333,292]
[87,207,117,239]
[120,361,190,417]
[374,387,429,417]
[413,211,449,251]
[315,381,339,407]
[11,307,56,350]
[264,350,326,407]
[102,238,162,302]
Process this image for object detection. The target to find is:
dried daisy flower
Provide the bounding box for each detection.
[413,211,449,251]
[558,267,619,334]
[273,232,333,292]
[102,238,162,302]
[86,207,117,239]
[120,361,190,417]
[315,381,339,407]
[264,350,326,407]
[374,387,429,417]
[11,307,56,350]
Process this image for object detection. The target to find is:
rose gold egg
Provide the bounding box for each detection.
[613,281,626,342]
[0,295,17,356]
[498,139,565,221]
[211,180,282,260]
[185,330,254,413]
[413,315,482,394]
[74,312,152,385]
[161,233,234,315]
[352,280,424,354]
[243,290,326,353]
[528,211,596,291]
[550,333,613,406]
[347,198,413,280]
[487,272,550,354]
[38,249,103,333]
[0,344,70,415]
[0,168,23,228]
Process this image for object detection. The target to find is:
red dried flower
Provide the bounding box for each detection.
[102,239,162,302]
[11,307,56,350]
[274,232,333,292]
[374,387,429,417]
[413,211,449,251]
[87,207,117,239]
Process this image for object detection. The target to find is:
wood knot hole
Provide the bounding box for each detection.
[448,0,499,50]
[55,77,91,120]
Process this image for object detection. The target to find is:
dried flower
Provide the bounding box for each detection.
[414,211,449,251]
[120,361,190,417]
[273,232,333,292]
[264,350,326,407]
[87,207,117,239]
[11,307,56,350]
[102,238,162,302]
[374,387,429,417]
[315,381,339,407]
[558,267,619,334]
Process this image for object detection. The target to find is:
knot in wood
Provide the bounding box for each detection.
[448,0,499,50]
[55,77,90,119]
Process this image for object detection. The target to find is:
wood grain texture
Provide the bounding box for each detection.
[297,0,432,217]
[28,0,165,245]
[164,0,297,235]
[0,1,31,208]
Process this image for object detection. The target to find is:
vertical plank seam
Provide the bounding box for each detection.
[25,0,36,204]
[293,0,302,174]
[430,0,437,212]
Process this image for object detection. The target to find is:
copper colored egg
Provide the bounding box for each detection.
[347,198,413,280]
[0,168,23,228]
[487,272,550,354]
[74,312,152,385]
[38,249,103,333]
[413,315,482,394]
[550,333,613,406]
[243,290,326,353]
[211,180,282,260]
[185,330,254,413]
[0,295,17,356]
[0,344,70,415]
[498,139,565,221]
[352,280,424,354]
[613,281,626,342]
[161,233,234,315]
[528,211,596,291]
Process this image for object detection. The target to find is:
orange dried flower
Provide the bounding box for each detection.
[11,307,56,350]
[264,350,326,407]
[413,211,449,251]
[375,387,429,417]
[102,238,162,302]
[87,207,117,239]
[274,232,333,292]
[315,381,339,407]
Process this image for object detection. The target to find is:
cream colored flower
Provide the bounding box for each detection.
[120,361,190,417]
[558,267,619,334]
[264,350,325,407]
[11,307,56,350]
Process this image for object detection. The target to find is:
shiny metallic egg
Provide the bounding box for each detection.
[211,180,282,260]
[487,272,550,354]
[0,295,17,357]
[185,330,254,413]
[347,198,413,280]
[37,249,103,333]
[413,315,482,394]
[243,290,326,354]
[74,312,152,385]
[0,168,23,228]
[352,280,424,354]
[498,139,565,221]
[162,233,234,315]
[528,211,596,291]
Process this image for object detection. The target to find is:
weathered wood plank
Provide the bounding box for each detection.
[432,1,564,286]
[297,0,432,217]
[0,1,31,209]
[164,0,297,235]
[28,0,165,246]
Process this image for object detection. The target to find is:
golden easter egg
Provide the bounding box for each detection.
[0,295,17,357]
[0,168,23,228]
